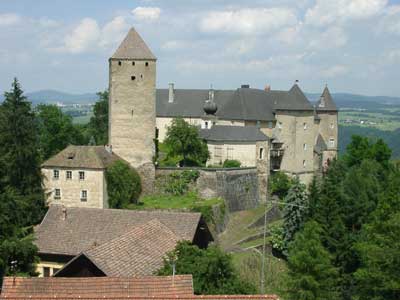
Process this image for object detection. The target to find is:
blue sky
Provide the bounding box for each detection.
[1,0,400,96]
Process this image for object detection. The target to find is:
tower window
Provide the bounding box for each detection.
[330,122,334,129]
[303,122,307,130]
[132,61,135,66]
[303,160,306,167]
[145,62,149,66]
[303,143,307,151]
[329,138,335,148]
[140,74,143,79]
[131,76,136,81]
[259,147,264,159]
[118,61,122,66]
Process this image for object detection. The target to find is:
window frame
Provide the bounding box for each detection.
[80,190,88,202]
[53,169,59,180]
[79,171,85,181]
[329,138,335,148]
[54,188,61,199]
[66,170,72,180]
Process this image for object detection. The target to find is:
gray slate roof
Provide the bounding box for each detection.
[156,85,314,121]
[35,205,202,256]
[199,125,268,142]
[41,145,120,169]
[316,86,338,112]
[111,27,156,60]
[71,219,180,276]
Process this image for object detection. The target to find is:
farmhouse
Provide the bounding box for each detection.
[34,205,212,277]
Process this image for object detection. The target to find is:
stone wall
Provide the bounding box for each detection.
[156,167,263,212]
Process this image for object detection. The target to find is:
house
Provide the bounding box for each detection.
[41,145,120,208]
[0,276,279,300]
[34,205,213,277]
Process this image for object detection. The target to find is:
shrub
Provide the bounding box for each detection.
[268,171,293,199]
[105,160,141,208]
[223,159,241,168]
[163,170,199,196]
[269,224,285,253]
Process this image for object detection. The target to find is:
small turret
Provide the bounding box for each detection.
[203,100,217,115]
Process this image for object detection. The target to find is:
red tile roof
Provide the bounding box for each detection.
[0,276,193,298]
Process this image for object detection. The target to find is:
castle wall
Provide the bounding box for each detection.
[109,58,156,194]
[156,117,201,142]
[42,167,106,208]
[275,110,315,184]
[206,141,257,167]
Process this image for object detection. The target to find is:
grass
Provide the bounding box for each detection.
[72,113,93,124]
[126,191,223,210]
[339,109,400,131]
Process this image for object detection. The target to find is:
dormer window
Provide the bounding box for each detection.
[67,152,75,160]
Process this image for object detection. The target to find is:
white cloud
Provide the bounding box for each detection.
[64,18,100,53]
[309,27,347,49]
[100,16,129,48]
[161,40,187,51]
[320,65,349,78]
[199,7,297,35]
[0,13,21,26]
[305,0,388,26]
[132,6,161,21]
[378,5,400,35]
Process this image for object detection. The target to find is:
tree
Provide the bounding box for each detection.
[158,241,256,295]
[88,90,108,145]
[105,160,141,208]
[282,178,309,253]
[164,118,209,167]
[268,171,293,199]
[286,221,339,300]
[36,104,84,160]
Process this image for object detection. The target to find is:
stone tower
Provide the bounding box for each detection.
[109,28,156,193]
[315,86,338,169]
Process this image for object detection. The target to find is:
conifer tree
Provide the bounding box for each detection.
[282,178,309,253]
[286,221,339,300]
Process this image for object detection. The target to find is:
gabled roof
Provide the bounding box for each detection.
[199,125,268,142]
[35,205,206,256]
[316,86,338,112]
[111,27,156,60]
[0,275,194,298]
[270,84,314,111]
[56,219,181,277]
[41,145,121,169]
[156,85,314,121]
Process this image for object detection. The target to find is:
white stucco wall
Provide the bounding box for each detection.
[42,167,107,208]
[207,141,258,167]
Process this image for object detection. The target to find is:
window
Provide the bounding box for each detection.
[79,171,85,180]
[43,267,50,277]
[118,61,122,66]
[81,190,88,202]
[330,122,335,129]
[259,147,264,159]
[205,121,208,129]
[54,188,61,199]
[278,122,282,129]
[145,62,149,66]
[303,160,306,167]
[303,143,307,151]
[66,170,72,180]
[131,76,136,81]
[303,122,307,130]
[132,61,135,66]
[140,74,143,79]
[53,169,59,179]
[329,138,335,148]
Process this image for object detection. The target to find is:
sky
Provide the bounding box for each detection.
[1,0,400,96]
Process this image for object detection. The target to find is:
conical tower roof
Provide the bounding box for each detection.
[111,28,156,60]
[316,86,337,112]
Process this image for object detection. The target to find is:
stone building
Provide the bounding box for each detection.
[41,145,120,208]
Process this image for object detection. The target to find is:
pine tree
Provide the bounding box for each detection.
[286,221,339,300]
[282,178,309,253]
[0,78,45,224]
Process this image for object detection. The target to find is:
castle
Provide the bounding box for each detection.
[41,27,338,208]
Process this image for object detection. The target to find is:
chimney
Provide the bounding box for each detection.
[61,207,67,220]
[241,84,250,88]
[168,83,174,103]
[264,84,271,92]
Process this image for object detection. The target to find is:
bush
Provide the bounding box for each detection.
[163,170,199,196]
[269,224,285,253]
[223,159,241,168]
[268,171,293,199]
[105,160,141,208]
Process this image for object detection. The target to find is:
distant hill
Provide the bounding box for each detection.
[0,90,98,105]
[1,88,399,108]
